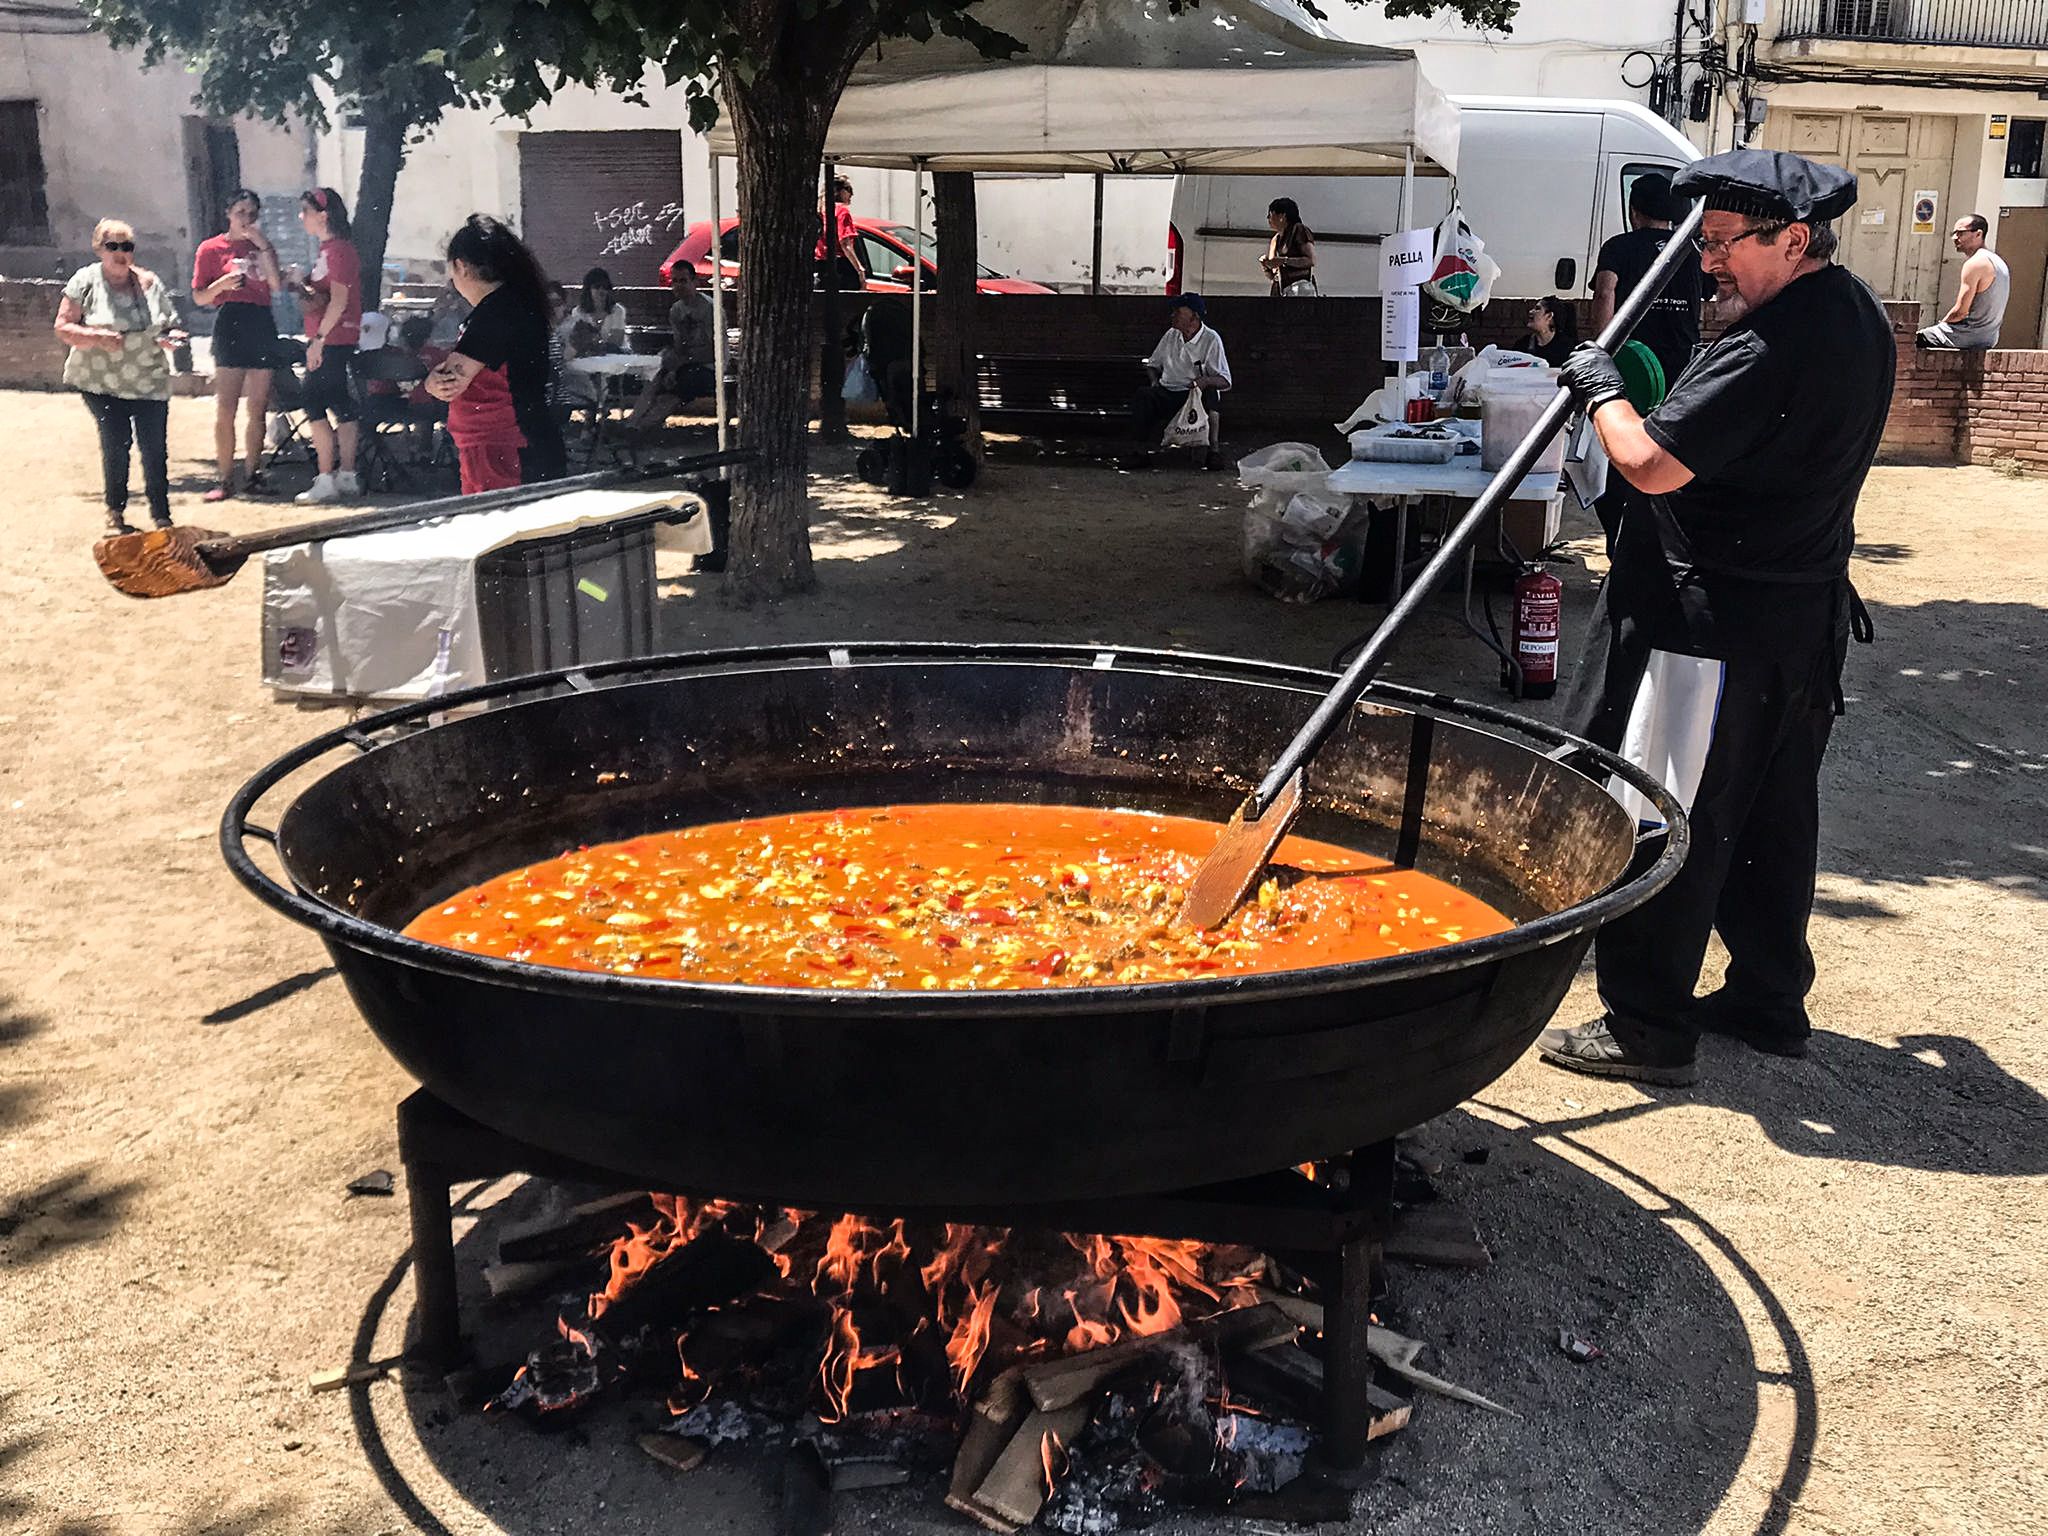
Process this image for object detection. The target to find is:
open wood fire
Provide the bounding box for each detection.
[480,1177,1403,1529]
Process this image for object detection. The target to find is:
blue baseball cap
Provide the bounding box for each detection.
[1171,291,1206,319]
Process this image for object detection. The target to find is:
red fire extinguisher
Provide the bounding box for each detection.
[1507,563,1562,700]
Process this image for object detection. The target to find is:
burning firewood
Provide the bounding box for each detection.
[971,1401,1092,1530]
[1020,1302,1296,1412]
[497,1191,657,1265]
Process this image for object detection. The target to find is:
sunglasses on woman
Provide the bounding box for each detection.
[100,240,136,252]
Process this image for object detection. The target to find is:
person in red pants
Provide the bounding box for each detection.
[424,215,567,495]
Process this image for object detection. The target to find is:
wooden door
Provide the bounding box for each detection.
[1996,207,2048,349]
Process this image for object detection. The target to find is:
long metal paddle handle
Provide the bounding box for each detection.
[1248,200,1709,816]
[193,448,753,565]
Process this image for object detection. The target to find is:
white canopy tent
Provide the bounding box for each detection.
[701,0,1462,443]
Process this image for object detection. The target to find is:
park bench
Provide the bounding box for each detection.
[974,353,1152,426]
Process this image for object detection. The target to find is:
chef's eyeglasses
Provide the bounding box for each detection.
[1694,223,1786,259]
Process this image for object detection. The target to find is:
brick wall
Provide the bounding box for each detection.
[0,279,66,389]
[1955,350,2048,471]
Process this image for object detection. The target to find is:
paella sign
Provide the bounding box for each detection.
[1379,227,1432,363]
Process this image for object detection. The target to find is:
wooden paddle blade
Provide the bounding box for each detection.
[93,526,241,598]
[1177,770,1305,932]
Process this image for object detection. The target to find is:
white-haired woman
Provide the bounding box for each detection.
[53,217,185,534]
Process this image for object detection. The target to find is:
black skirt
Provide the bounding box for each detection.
[213,301,281,369]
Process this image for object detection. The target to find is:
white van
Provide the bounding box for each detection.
[1166,96,1699,301]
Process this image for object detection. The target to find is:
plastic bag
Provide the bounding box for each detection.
[1443,345,1547,412]
[1423,202,1500,314]
[1236,442,1333,502]
[1238,443,1354,603]
[1163,387,1210,449]
[842,354,878,404]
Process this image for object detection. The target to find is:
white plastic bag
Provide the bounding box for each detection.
[1422,201,1499,314]
[1236,442,1333,503]
[842,354,878,404]
[1164,386,1211,449]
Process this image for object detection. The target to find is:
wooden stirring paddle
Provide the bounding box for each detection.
[1178,202,1706,931]
[92,450,749,599]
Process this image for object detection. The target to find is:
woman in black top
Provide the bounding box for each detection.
[1260,198,1316,297]
[424,215,567,492]
[1514,296,1579,366]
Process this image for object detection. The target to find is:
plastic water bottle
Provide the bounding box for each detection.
[1428,336,1451,401]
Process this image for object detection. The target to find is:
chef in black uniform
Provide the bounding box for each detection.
[1537,149,1894,1086]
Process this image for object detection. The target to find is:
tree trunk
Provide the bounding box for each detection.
[720,11,875,601]
[931,171,983,462]
[351,102,409,314]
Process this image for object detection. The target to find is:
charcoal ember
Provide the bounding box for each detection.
[671,1397,785,1446]
[809,1407,955,1474]
[1216,1412,1313,1494]
[1039,1382,1170,1534]
[488,1340,608,1422]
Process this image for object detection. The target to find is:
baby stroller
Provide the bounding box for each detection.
[848,300,977,493]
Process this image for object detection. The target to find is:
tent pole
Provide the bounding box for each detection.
[911,158,924,442]
[710,151,728,453]
[1395,145,1414,398]
[1091,173,1105,295]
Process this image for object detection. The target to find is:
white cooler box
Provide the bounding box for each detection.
[261,487,713,703]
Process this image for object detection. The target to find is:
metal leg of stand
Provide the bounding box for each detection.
[1389,498,1410,602]
[406,1161,463,1367]
[1319,1139,1396,1475]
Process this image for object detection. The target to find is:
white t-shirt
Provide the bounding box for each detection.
[1146,324,1231,391]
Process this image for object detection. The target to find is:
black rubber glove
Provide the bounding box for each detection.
[1560,342,1628,414]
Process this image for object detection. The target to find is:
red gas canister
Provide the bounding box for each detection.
[1508,564,1562,700]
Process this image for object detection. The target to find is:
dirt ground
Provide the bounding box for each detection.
[2,388,2044,1536]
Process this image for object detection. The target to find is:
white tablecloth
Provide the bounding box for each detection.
[567,354,663,380]
[260,486,710,701]
[1326,458,1561,502]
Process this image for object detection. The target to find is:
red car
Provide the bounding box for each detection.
[659,217,1054,294]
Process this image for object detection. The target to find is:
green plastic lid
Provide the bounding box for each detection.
[1615,340,1668,412]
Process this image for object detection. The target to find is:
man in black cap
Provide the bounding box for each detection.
[1537,148,1893,1086]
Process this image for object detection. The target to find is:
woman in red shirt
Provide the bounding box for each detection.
[815,175,863,291]
[289,187,364,504]
[190,189,283,502]
[424,215,567,494]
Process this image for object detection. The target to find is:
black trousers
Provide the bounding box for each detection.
[1572,579,1848,1062]
[1131,382,1218,448]
[81,392,170,524]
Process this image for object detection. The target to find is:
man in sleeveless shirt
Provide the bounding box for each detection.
[1537,149,1894,1087]
[1917,214,2010,350]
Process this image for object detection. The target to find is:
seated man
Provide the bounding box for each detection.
[1122,293,1230,472]
[1917,213,2009,351]
[626,264,719,438]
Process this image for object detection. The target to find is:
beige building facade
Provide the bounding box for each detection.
[1,7,309,288]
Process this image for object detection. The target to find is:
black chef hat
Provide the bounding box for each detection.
[1671,149,1859,224]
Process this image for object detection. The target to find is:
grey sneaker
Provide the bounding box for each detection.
[1537,1020,1697,1086]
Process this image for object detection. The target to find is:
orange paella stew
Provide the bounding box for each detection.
[402,803,1513,990]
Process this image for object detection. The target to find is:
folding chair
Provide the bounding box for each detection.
[263,335,315,471]
[349,348,431,493]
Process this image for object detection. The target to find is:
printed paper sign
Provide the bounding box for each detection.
[1912,192,1938,235]
[1379,227,1432,363]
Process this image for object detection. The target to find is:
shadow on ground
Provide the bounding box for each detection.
[1526,1028,2048,1176]
[339,1117,1776,1536]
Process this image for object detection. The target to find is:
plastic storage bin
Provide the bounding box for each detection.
[1349,425,1461,464]
[1481,370,1566,474]
[475,518,659,679]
